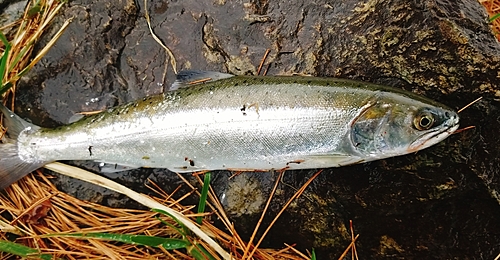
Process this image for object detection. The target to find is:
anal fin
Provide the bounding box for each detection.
[97,162,140,173]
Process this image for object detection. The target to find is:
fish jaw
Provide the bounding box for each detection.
[407,113,460,153]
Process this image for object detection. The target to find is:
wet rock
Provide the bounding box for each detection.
[0,0,26,27]
[5,0,500,258]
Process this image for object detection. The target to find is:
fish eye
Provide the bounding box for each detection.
[414,112,435,130]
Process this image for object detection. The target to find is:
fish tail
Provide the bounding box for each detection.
[0,102,45,189]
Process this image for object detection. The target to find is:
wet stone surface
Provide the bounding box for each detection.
[2,0,500,258]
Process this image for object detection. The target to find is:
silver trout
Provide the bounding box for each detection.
[0,71,459,189]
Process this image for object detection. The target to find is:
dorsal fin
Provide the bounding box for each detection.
[170,70,234,91]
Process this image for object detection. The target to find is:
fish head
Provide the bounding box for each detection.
[349,93,460,160]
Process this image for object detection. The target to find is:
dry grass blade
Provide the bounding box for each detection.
[187,172,316,260]
[191,173,248,255]
[242,170,284,259]
[457,96,482,113]
[144,0,178,75]
[338,234,360,260]
[349,220,359,260]
[453,125,476,134]
[279,243,310,259]
[43,162,231,259]
[1,0,70,99]
[0,166,316,259]
[0,172,179,258]
[257,49,271,75]
[247,170,323,259]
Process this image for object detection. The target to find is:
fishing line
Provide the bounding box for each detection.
[457,96,482,113]
[453,96,483,134]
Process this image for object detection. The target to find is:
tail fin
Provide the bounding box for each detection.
[0,103,46,189]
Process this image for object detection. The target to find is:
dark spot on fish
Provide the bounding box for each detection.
[243,80,248,84]
[293,80,298,84]
[88,146,93,156]
[143,97,147,101]
[307,80,312,84]
[241,104,248,115]
[114,164,118,169]
[326,83,330,86]
[184,157,195,166]
[259,78,264,83]
[354,142,361,147]
[30,142,36,146]
[234,83,239,86]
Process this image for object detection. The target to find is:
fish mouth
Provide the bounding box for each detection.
[407,118,460,153]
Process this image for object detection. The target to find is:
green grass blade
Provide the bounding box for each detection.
[189,243,217,260]
[0,32,9,47]
[311,248,316,260]
[0,240,53,260]
[152,208,190,236]
[0,82,12,96]
[490,13,500,22]
[197,172,211,225]
[27,0,42,17]
[45,232,190,249]
[9,41,33,73]
[0,31,12,95]
[0,32,11,81]
[154,215,185,236]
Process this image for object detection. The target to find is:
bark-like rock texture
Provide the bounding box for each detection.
[5,0,500,258]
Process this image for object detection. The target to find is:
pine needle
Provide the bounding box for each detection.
[43,162,231,259]
[143,0,178,75]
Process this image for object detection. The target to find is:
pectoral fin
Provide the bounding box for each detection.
[298,154,364,168]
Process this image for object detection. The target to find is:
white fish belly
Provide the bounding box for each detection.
[24,106,359,172]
